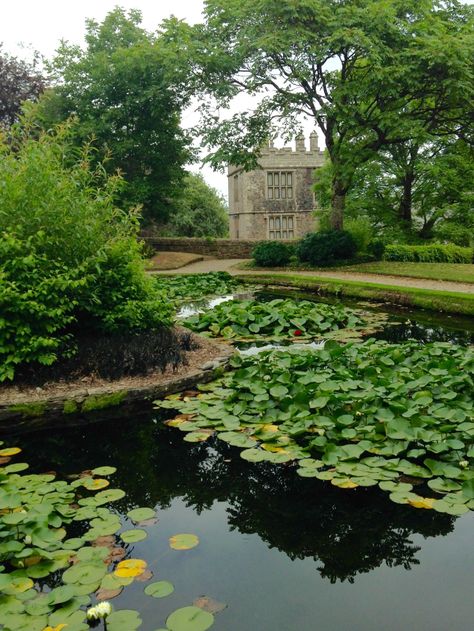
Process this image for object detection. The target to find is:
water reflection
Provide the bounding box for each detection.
[15,413,455,585]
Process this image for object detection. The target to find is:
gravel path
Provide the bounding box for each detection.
[153,258,474,294]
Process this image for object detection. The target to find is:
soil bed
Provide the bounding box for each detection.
[0,332,233,430]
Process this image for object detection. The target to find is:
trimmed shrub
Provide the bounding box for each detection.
[367,240,385,260]
[384,244,473,264]
[252,241,293,267]
[297,230,357,266]
[0,123,173,382]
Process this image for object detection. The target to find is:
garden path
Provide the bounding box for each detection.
[153,258,474,294]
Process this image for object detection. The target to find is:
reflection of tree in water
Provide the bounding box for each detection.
[16,413,455,584]
[374,321,474,345]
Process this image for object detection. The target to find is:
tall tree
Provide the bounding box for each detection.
[0,45,45,128]
[171,0,474,229]
[166,173,229,238]
[36,8,193,223]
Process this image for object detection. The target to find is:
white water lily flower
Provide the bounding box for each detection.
[87,602,112,620]
[459,460,469,468]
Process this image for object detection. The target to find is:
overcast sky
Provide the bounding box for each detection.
[2,0,473,198]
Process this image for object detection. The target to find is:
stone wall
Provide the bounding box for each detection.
[143,237,295,258]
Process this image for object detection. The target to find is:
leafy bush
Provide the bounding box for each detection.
[297,230,357,266]
[182,298,386,341]
[252,241,293,267]
[367,240,386,260]
[344,217,373,253]
[384,244,473,263]
[0,123,173,381]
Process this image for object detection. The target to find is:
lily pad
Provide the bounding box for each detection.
[166,606,214,631]
[127,508,156,523]
[120,529,148,544]
[144,581,174,598]
[106,609,142,631]
[169,534,200,550]
[92,466,117,476]
[114,559,147,578]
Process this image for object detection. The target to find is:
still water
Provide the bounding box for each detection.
[10,411,474,631]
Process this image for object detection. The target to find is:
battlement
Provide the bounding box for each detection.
[261,132,323,156]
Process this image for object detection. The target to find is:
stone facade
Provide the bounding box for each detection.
[228,133,325,240]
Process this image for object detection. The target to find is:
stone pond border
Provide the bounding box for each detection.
[0,345,234,433]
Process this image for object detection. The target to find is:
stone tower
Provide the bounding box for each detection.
[228,133,325,240]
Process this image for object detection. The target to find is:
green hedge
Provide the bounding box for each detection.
[384,244,473,264]
[252,241,293,267]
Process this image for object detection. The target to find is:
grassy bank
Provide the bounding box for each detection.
[330,262,474,284]
[237,273,474,317]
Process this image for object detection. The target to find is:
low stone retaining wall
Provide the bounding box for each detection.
[0,350,234,433]
[143,237,293,259]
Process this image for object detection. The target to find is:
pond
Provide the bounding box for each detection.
[2,285,473,631]
[7,410,473,631]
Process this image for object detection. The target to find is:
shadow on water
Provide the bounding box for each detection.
[13,412,454,585]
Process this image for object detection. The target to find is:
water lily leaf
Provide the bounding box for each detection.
[127,508,155,522]
[4,463,29,473]
[114,559,147,578]
[83,478,110,491]
[62,564,106,586]
[107,609,142,631]
[169,534,199,550]
[120,529,147,544]
[134,569,154,583]
[218,432,257,449]
[94,489,126,505]
[427,478,461,494]
[193,596,227,614]
[96,587,123,600]
[0,447,21,457]
[166,606,214,631]
[183,431,213,443]
[423,459,461,479]
[92,467,117,477]
[461,479,474,500]
[240,448,267,463]
[408,497,435,510]
[144,581,174,598]
[100,574,133,590]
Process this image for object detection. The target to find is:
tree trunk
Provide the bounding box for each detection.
[330,179,346,231]
[399,172,414,225]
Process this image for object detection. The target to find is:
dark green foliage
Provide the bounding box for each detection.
[166,173,229,238]
[368,240,386,260]
[384,244,472,264]
[14,330,197,386]
[37,8,191,223]
[0,124,173,381]
[252,241,293,267]
[297,231,357,266]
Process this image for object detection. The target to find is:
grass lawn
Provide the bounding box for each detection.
[331,261,474,284]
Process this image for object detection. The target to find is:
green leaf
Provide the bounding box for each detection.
[127,508,156,522]
[144,581,174,598]
[166,606,214,631]
[121,529,148,543]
